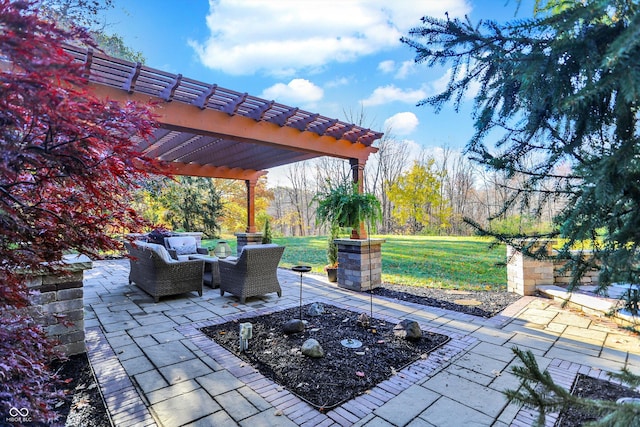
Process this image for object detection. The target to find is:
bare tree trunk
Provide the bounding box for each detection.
[365,133,410,233]
[285,162,319,236]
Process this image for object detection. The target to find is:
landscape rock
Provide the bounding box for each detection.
[301,339,324,358]
[308,302,325,317]
[283,319,305,334]
[357,313,370,328]
[393,319,422,340]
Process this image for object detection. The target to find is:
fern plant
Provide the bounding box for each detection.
[314,182,381,238]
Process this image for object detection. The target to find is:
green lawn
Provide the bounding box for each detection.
[205,235,507,291]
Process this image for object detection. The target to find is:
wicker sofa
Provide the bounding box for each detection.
[125,241,204,302]
[218,244,285,303]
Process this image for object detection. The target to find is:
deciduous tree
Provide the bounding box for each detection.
[214,178,272,234]
[38,0,145,62]
[0,0,159,420]
[146,176,224,238]
[387,159,450,234]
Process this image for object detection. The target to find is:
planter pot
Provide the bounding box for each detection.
[326,267,338,282]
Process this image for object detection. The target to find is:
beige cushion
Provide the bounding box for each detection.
[136,241,175,263]
[166,236,198,255]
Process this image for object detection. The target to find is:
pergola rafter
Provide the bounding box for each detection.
[64,44,384,234]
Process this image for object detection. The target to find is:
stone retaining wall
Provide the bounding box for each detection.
[552,256,600,287]
[507,242,601,295]
[25,255,92,356]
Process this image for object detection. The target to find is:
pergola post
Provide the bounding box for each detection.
[246,178,257,233]
[234,178,263,254]
[350,158,367,239]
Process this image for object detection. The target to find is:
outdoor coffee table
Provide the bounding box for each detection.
[188,254,221,288]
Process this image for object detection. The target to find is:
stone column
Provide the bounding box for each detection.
[234,232,263,255]
[336,238,385,291]
[25,254,92,356]
[507,240,555,296]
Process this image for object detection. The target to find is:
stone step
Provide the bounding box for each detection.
[537,285,638,327]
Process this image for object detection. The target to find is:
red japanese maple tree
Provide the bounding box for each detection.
[0,0,162,421]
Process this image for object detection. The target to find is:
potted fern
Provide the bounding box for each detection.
[314,182,382,239]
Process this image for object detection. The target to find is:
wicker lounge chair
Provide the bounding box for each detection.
[164,236,208,260]
[218,244,285,303]
[125,241,204,302]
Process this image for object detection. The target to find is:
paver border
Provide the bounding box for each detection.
[85,326,158,427]
[179,296,476,426]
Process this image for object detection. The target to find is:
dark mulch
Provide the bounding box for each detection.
[201,303,450,410]
[51,353,110,427]
[372,284,522,318]
[556,374,640,426]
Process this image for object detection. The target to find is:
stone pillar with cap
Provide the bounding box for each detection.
[336,238,385,292]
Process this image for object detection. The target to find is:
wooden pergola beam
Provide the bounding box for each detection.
[165,163,266,181]
[89,83,377,164]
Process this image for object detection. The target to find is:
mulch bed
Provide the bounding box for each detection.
[51,353,110,427]
[372,284,523,318]
[555,374,640,426]
[201,303,450,410]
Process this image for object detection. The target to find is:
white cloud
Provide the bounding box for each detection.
[384,112,419,135]
[378,60,416,79]
[405,139,423,163]
[395,60,417,79]
[378,60,396,73]
[261,79,324,104]
[190,0,471,76]
[360,84,427,107]
[325,77,350,88]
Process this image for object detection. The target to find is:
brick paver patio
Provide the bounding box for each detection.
[83,260,640,426]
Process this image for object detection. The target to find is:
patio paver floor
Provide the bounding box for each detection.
[82,260,640,426]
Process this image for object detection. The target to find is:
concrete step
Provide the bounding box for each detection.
[536,285,638,327]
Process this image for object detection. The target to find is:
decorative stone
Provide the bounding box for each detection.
[301,339,324,358]
[393,319,422,340]
[357,313,370,328]
[308,302,325,317]
[283,319,305,334]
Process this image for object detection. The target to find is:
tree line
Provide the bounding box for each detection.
[130,139,566,239]
[265,137,567,238]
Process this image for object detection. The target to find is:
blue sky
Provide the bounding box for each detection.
[104,1,534,174]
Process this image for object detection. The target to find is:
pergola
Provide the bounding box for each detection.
[65,45,383,235]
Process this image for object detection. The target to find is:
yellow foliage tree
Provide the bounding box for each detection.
[387,159,451,234]
[215,177,273,234]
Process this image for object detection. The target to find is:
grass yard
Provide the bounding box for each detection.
[205,235,507,291]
